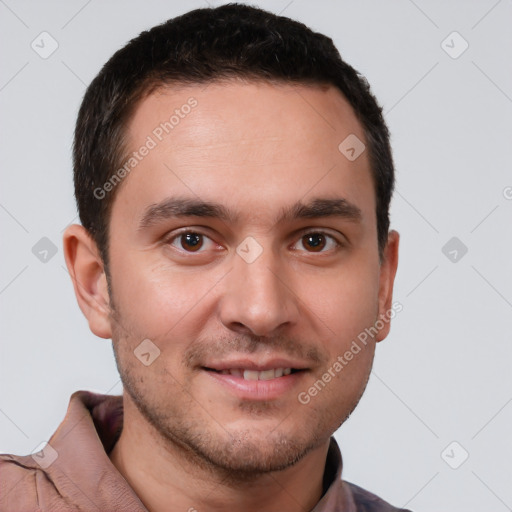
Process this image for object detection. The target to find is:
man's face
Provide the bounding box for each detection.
[105,80,395,474]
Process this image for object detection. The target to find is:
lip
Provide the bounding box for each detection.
[202,367,307,401]
[202,358,309,372]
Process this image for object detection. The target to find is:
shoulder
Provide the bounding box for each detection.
[0,454,41,510]
[344,480,414,512]
[0,452,77,511]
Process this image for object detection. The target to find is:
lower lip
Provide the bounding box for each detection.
[203,369,306,401]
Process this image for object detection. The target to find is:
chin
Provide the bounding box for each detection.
[190,428,321,476]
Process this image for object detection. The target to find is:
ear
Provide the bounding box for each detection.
[375,230,400,342]
[62,224,112,339]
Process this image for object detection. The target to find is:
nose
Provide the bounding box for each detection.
[218,244,300,337]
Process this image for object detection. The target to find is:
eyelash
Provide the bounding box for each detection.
[164,228,344,255]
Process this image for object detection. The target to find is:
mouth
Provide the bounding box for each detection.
[200,364,308,400]
[202,367,303,380]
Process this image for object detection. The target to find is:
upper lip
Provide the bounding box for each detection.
[202,358,309,372]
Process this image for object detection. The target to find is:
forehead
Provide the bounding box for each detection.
[127,79,365,158]
[113,80,374,228]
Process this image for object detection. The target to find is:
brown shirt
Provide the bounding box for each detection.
[0,390,412,511]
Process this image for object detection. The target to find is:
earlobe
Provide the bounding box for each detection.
[375,230,400,342]
[62,224,113,339]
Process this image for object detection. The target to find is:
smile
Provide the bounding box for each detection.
[211,367,295,380]
[202,367,307,400]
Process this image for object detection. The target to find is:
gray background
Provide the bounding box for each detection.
[1,1,511,510]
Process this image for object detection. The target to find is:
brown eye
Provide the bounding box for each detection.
[180,232,203,252]
[293,231,341,253]
[165,230,221,259]
[302,233,326,252]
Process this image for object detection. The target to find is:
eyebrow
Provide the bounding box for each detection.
[138,196,362,230]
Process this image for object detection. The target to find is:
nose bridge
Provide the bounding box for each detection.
[219,240,297,336]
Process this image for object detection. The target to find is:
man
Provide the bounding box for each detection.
[0,3,406,511]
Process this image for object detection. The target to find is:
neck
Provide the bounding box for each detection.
[109,395,331,512]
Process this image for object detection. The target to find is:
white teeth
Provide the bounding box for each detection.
[221,368,293,380]
[259,369,275,381]
[243,370,259,380]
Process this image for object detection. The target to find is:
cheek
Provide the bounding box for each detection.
[302,258,380,345]
[109,255,221,345]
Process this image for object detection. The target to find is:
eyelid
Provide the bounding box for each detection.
[163,225,215,240]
